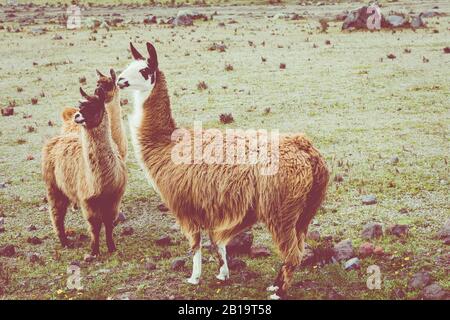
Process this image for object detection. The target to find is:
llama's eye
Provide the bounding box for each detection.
[139,68,151,80]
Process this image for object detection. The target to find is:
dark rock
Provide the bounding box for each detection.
[385,15,407,28]
[227,231,253,255]
[342,6,373,30]
[437,219,450,239]
[307,230,321,241]
[26,224,37,232]
[444,47,450,54]
[143,15,157,25]
[374,246,384,255]
[344,257,360,270]
[83,253,95,263]
[361,222,383,239]
[145,262,157,271]
[70,260,81,267]
[408,271,432,290]
[27,236,42,245]
[121,226,134,236]
[250,246,271,258]
[228,258,246,271]
[389,156,399,165]
[115,212,126,224]
[171,257,186,271]
[411,15,426,29]
[0,182,7,189]
[422,283,447,300]
[155,235,172,246]
[333,239,354,261]
[26,252,41,263]
[388,224,409,237]
[1,107,14,117]
[52,34,63,40]
[359,242,375,257]
[157,203,169,212]
[0,244,15,257]
[362,195,377,205]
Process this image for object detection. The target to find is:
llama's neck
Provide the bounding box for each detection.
[138,70,176,142]
[105,91,127,160]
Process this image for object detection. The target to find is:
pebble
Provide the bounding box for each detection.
[361,222,383,239]
[388,224,409,238]
[333,239,354,261]
[408,271,432,290]
[361,195,377,205]
[155,235,172,246]
[121,226,134,236]
[171,257,186,271]
[359,242,375,257]
[344,257,360,270]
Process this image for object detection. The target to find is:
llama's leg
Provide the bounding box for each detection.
[104,215,116,253]
[47,186,70,247]
[216,243,230,281]
[186,231,202,285]
[87,215,102,256]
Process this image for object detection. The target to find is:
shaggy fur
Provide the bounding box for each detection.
[60,69,128,160]
[42,88,127,255]
[122,42,329,299]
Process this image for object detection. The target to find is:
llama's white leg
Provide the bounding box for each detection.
[216,244,229,281]
[187,248,202,285]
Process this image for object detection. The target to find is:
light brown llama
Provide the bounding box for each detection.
[42,87,127,255]
[118,42,329,299]
[59,69,128,160]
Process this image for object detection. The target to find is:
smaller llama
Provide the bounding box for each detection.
[42,87,127,255]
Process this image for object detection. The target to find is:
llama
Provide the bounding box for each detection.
[118,42,329,299]
[59,69,128,160]
[42,87,127,255]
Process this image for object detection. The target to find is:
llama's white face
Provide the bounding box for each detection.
[117,60,155,92]
[117,42,158,93]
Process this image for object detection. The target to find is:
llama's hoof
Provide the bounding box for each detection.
[216,274,229,281]
[187,277,200,285]
[269,293,281,300]
[107,244,116,253]
[267,285,279,292]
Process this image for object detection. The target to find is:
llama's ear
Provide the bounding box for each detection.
[110,68,116,83]
[96,69,105,78]
[96,88,105,102]
[130,42,144,60]
[79,87,89,99]
[146,42,158,70]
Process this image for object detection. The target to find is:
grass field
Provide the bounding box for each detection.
[0,0,449,299]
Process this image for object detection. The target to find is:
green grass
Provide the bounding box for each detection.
[0,1,449,300]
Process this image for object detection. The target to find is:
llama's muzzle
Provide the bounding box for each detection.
[74,112,85,124]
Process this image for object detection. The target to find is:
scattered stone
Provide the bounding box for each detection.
[227,231,253,255]
[228,257,246,271]
[27,236,42,245]
[0,182,7,189]
[172,11,194,26]
[157,203,169,212]
[362,195,377,205]
[344,257,360,270]
[422,283,447,300]
[1,107,14,117]
[388,224,409,238]
[333,239,354,261]
[171,257,186,271]
[389,156,399,165]
[387,53,396,60]
[0,244,15,257]
[155,235,172,246]
[69,260,81,267]
[219,113,234,124]
[410,15,425,29]
[208,42,227,52]
[0,217,4,226]
[52,34,63,40]
[443,47,450,54]
[437,219,450,239]
[359,242,375,257]
[334,174,344,182]
[83,253,95,263]
[307,230,321,241]
[385,15,407,28]
[250,246,271,258]
[115,212,126,224]
[143,15,157,25]
[374,246,384,255]
[121,226,134,236]
[408,271,432,290]
[26,252,41,263]
[279,63,286,69]
[361,222,383,239]
[27,224,37,232]
[342,6,372,30]
[144,261,157,271]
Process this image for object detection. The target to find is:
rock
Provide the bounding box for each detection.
[143,15,157,25]
[361,222,383,239]
[250,246,271,258]
[392,288,406,299]
[121,226,134,236]
[172,11,194,26]
[70,260,81,267]
[359,242,375,257]
[437,219,450,239]
[342,6,371,30]
[157,203,169,212]
[0,182,7,189]
[422,283,447,300]
[52,34,63,40]
[31,27,47,35]
[444,47,450,54]
[374,246,384,255]
[389,156,399,165]
[27,236,42,245]
[155,235,172,246]
[334,174,344,182]
[144,262,157,271]
[171,257,186,271]
[307,230,321,241]
[0,217,4,226]
[1,107,14,117]
[362,195,377,205]
[228,258,246,271]
[26,252,41,263]
[410,15,425,29]
[408,271,432,290]
[26,224,37,232]
[385,15,407,28]
[388,224,409,238]
[115,212,126,224]
[0,244,15,257]
[227,231,253,255]
[344,257,360,270]
[83,253,95,263]
[333,239,354,261]
[85,18,104,29]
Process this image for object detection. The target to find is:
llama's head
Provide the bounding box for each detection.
[95,68,118,103]
[75,87,106,129]
[117,42,158,92]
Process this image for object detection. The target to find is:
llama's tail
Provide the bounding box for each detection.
[296,148,329,233]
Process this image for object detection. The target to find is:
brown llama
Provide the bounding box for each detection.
[42,87,127,255]
[117,42,329,299]
[59,69,128,160]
